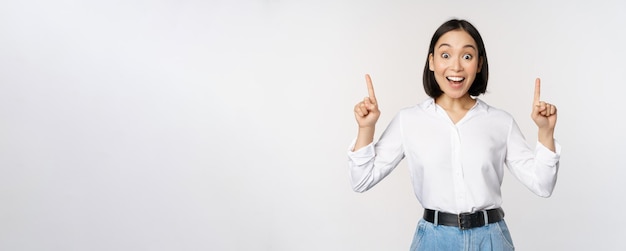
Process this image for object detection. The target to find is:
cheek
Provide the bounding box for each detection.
[466,61,479,71]
[433,61,447,73]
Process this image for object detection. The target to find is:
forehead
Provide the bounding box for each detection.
[435,29,477,49]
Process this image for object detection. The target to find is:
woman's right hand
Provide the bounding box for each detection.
[354,74,380,128]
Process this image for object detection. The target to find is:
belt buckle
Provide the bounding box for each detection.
[458,212,471,230]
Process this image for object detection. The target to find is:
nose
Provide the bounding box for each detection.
[451,57,463,71]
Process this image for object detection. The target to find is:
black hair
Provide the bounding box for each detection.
[422,19,489,98]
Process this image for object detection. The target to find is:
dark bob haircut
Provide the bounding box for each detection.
[422,19,489,98]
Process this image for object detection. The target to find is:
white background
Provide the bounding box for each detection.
[1,0,625,250]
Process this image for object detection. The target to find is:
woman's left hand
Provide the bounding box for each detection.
[531,78,557,130]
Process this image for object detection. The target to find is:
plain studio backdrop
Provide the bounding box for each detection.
[1,0,625,250]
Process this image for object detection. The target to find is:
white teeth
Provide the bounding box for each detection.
[447,76,464,82]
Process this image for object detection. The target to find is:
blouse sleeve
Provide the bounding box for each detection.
[347,113,406,193]
[505,119,561,197]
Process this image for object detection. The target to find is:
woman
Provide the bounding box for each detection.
[348,19,560,250]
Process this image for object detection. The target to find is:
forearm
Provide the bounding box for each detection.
[538,128,555,152]
[353,126,375,151]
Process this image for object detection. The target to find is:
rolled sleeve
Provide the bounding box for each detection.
[347,140,376,166]
[535,140,561,166]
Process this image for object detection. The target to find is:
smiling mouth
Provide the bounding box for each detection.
[446,76,465,82]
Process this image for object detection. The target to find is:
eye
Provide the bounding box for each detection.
[463,54,473,60]
[441,53,450,59]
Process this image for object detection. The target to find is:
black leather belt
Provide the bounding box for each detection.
[423,208,505,230]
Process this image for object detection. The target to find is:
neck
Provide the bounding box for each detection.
[435,95,476,111]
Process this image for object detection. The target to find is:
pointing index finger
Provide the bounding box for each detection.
[365,74,376,99]
[534,78,541,104]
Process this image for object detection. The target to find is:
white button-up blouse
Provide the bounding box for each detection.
[348,98,561,214]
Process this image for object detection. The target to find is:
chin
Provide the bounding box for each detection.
[442,90,469,99]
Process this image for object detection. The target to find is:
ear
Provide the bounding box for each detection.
[428,53,434,71]
[477,57,483,73]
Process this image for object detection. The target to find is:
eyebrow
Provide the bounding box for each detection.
[438,43,477,51]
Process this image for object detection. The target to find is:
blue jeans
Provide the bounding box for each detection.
[410,219,515,251]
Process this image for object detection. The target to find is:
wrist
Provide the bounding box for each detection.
[538,128,554,139]
[357,126,375,140]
